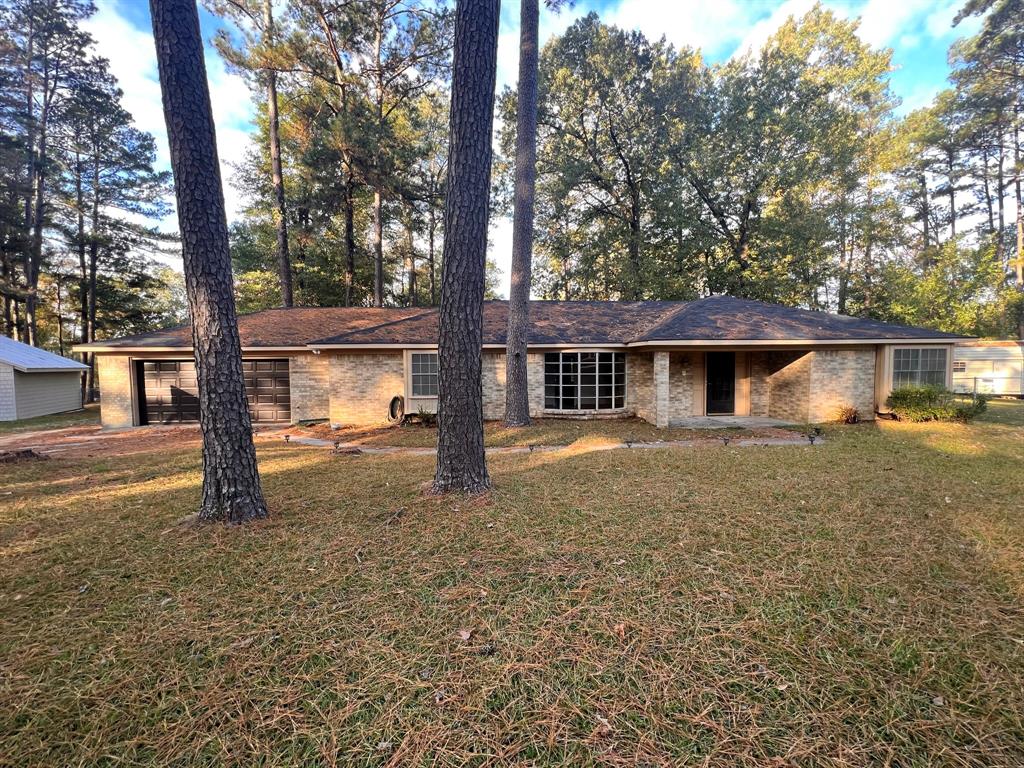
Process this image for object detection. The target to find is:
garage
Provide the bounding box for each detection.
[137,359,290,424]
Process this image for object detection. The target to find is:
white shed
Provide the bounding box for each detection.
[0,337,88,421]
[953,341,1024,397]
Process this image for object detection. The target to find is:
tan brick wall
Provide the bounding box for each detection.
[746,349,877,424]
[481,352,506,420]
[329,352,404,426]
[627,351,654,423]
[96,354,135,428]
[766,351,812,423]
[667,352,696,423]
[809,348,876,422]
[289,353,330,423]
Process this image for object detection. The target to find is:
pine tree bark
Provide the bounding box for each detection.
[264,0,292,307]
[432,0,499,495]
[150,0,268,523]
[503,0,538,427]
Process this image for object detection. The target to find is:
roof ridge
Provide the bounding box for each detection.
[627,300,692,342]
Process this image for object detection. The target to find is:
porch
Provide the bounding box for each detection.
[628,347,878,428]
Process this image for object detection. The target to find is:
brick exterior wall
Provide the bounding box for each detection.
[667,352,696,424]
[627,351,654,423]
[328,351,404,425]
[96,354,135,428]
[747,349,876,424]
[289,353,330,423]
[808,348,876,422]
[0,363,15,421]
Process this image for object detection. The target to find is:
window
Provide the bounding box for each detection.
[893,348,947,388]
[544,351,625,410]
[953,361,966,373]
[411,352,438,397]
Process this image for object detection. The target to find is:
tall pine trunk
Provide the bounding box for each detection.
[372,188,384,306]
[433,0,499,495]
[264,0,292,307]
[503,0,538,427]
[150,0,267,523]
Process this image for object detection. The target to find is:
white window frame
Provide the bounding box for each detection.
[543,350,626,412]
[409,351,439,398]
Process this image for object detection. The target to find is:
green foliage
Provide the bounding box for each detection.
[886,385,988,423]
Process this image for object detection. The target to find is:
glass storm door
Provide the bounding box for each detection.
[705,352,736,415]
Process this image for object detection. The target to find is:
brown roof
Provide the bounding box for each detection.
[632,295,966,342]
[81,297,966,351]
[84,307,430,348]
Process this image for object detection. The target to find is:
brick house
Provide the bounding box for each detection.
[75,296,965,429]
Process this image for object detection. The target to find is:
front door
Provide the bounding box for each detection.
[705,352,736,415]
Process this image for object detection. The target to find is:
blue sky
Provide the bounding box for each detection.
[86,0,979,296]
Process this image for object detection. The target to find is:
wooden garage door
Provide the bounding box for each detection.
[139,359,290,424]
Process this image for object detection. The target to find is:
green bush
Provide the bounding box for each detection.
[886,385,987,423]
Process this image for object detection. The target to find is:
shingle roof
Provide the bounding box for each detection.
[632,295,967,342]
[79,307,430,349]
[78,297,966,351]
[0,336,89,372]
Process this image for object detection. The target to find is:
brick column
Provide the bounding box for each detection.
[654,351,670,428]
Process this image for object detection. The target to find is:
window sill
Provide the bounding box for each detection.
[541,408,632,420]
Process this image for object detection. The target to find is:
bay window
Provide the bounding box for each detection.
[544,351,625,410]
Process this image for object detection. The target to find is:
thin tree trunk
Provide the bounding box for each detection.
[982,152,995,235]
[1015,120,1023,339]
[150,0,267,523]
[26,104,47,346]
[433,0,499,495]
[404,203,416,306]
[997,132,1006,268]
[344,174,355,306]
[373,188,384,306]
[428,201,437,305]
[85,143,100,402]
[264,0,292,307]
[504,0,538,427]
[919,172,931,251]
[947,150,956,240]
[74,142,90,400]
[837,200,849,314]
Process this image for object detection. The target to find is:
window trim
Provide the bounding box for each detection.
[891,346,949,389]
[543,349,627,413]
[409,350,439,399]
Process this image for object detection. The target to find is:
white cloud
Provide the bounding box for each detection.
[85,0,256,231]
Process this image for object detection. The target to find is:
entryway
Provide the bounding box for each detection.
[705,351,736,415]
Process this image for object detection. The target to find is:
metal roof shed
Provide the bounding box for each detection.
[0,337,88,421]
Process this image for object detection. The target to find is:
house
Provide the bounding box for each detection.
[953,341,1024,397]
[74,296,965,429]
[0,336,88,422]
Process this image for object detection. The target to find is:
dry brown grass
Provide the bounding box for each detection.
[1,404,1023,766]
[298,416,796,449]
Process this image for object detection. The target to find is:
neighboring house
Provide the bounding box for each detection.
[74,296,965,429]
[953,341,1024,397]
[0,336,88,422]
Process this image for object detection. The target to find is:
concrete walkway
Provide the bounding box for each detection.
[285,433,823,456]
[669,416,795,429]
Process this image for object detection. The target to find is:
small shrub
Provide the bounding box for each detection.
[835,404,860,424]
[411,406,438,427]
[886,385,987,423]
[953,393,988,422]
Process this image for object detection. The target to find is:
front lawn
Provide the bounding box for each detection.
[2,405,1023,765]
[297,415,792,448]
[0,404,98,435]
